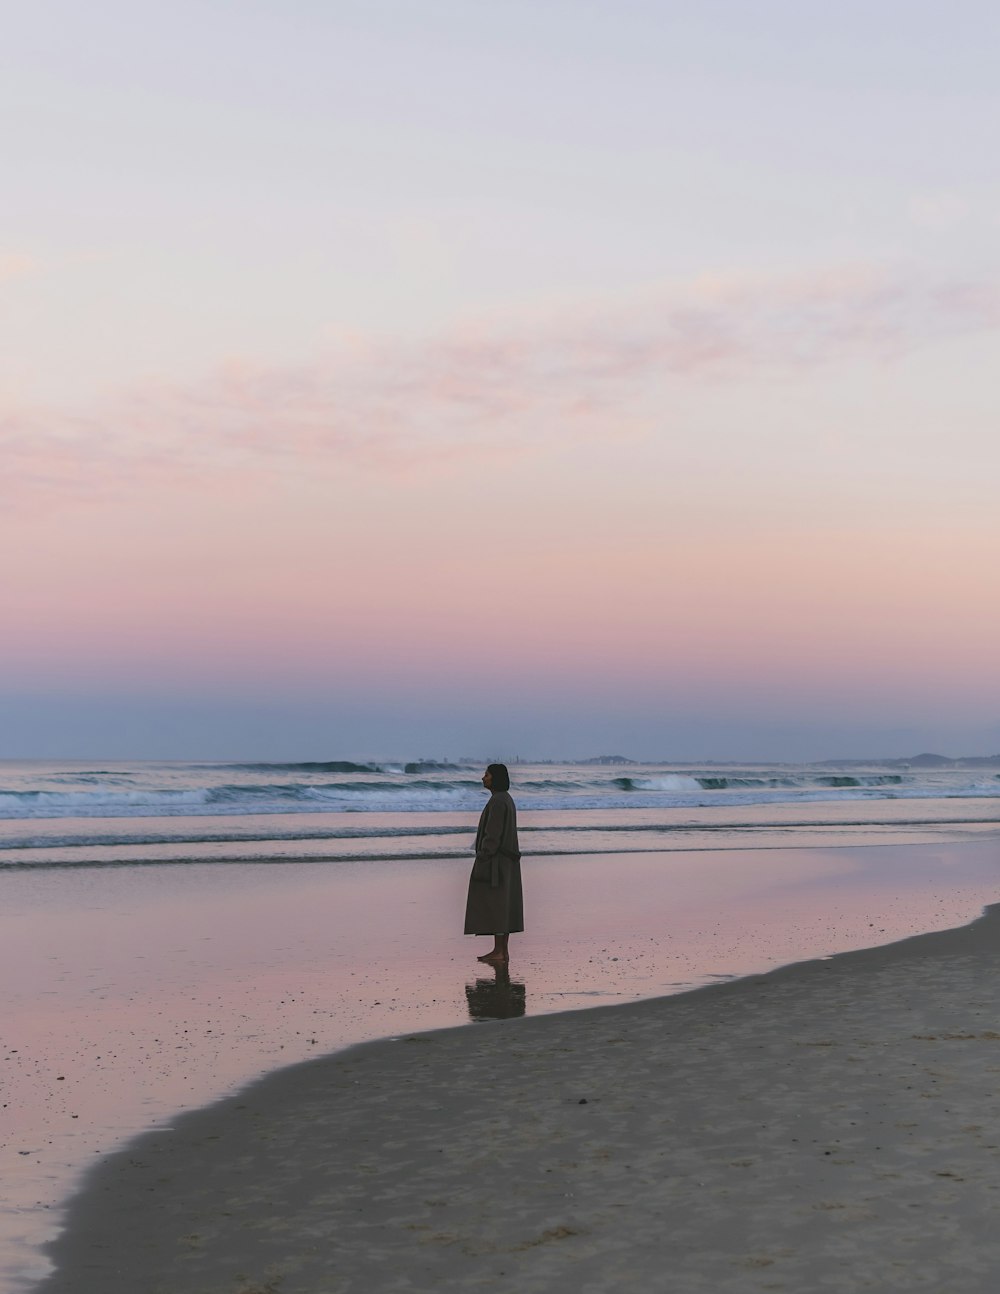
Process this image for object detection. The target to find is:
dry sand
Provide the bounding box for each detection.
[37,903,1000,1293]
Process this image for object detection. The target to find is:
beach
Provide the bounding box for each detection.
[2,760,999,1291]
[36,898,1000,1293]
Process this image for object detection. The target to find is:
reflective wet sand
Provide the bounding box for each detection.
[3,830,999,1290]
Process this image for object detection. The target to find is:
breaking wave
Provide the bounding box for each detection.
[0,759,996,826]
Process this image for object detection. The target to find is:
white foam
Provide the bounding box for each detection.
[630,775,704,792]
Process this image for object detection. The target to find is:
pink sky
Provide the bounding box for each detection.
[5,280,997,760]
[4,4,1000,759]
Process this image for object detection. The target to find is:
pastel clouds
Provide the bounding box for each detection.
[0,252,38,283]
[4,265,999,511]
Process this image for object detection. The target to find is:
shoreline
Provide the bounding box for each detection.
[36,897,1000,1293]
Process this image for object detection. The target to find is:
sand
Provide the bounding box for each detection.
[35,900,1000,1294]
[8,839,1000,1291]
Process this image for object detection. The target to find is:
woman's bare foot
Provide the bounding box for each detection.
[478,949,509,963]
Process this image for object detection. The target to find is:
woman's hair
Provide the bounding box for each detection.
[487,763,510,792]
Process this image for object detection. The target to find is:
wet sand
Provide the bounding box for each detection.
[35,898,1000,1293]
[5,834,1000,1291]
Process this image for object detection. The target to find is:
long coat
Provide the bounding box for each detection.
[464,789,524,935]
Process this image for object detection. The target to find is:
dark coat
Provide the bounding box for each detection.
[464,789,524,935]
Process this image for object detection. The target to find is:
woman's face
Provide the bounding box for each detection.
[482,769,493,791]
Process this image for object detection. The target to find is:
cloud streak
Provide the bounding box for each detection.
[4,265,999,508]
[0,252,39,284]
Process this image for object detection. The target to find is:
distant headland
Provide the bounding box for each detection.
[813,753,1000,769]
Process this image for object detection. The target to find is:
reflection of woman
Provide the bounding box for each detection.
[466,963,527,1020]
[464,763,523,962]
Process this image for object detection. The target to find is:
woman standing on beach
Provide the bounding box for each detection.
[464,763,523,963]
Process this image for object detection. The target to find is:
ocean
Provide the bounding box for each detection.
[2,757,999,870]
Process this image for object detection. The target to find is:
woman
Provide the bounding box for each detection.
[464,763,523,962]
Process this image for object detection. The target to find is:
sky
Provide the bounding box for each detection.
[3,0,999,762]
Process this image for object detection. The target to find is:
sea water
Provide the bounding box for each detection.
[2,757,998,868]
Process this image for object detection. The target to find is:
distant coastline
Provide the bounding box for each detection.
[486,752,1000,770]
[811,752,1000,769]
